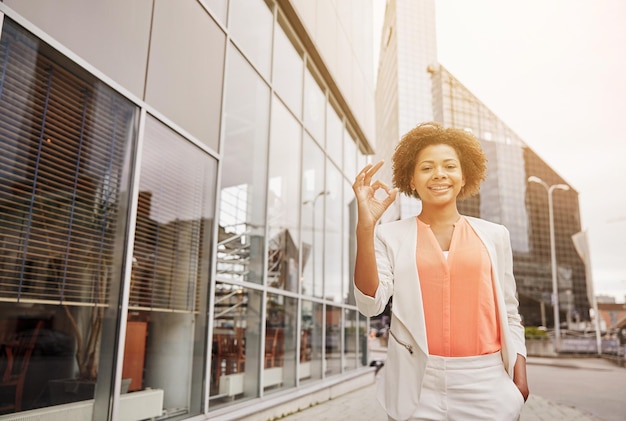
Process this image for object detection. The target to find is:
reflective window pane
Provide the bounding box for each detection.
[343,178,356,305]
[129,115,217,418]
[202,0,228,25]
[267,97,301,292]
[357,148,369,173]
[303,69,325,143]
[301,135,325,298]
[219,44,269,285]
[273,19,303,118]
[210,284,263,406]
[358,313,368,367]
[325,305,341,377]
[0,18,136,416]
[343,129,357,179]
[300,300,323,383]
[145,0,224,150]
[264,293,297,393]
[343,309,358,371]
[326,103,343,167]
[229,0,273,78]
[324,161,342,303]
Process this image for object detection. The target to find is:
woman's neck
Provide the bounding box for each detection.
[418,205,461,226]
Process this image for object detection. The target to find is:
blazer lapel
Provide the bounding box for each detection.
[390,217,429,355]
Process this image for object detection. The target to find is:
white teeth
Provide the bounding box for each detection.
[430,186,449,191]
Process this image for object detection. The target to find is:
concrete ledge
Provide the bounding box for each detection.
[208,368,375,421]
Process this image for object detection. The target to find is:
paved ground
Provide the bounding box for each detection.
[525,356,626,421]
[278,378,601,421]
[279,348,624,420]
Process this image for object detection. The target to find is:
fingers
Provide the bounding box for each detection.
[370,179,390,192]
[363,160,384,185]
[382,187,399,207]
[353,160,384,188]
[372,180,398,205]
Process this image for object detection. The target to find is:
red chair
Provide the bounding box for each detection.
[0,320,43,413]
[264,328,284,368]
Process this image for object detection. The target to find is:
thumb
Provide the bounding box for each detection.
[382,188,399,209]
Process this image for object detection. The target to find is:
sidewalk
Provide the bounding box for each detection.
[278,353,604,421]
[278,380,600,420]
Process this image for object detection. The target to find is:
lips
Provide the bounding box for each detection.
[429,185,451,191]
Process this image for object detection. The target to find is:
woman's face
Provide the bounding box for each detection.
[410,143,465,205]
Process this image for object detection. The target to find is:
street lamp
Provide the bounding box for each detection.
[528,175,569,347]
[303,191,330,293]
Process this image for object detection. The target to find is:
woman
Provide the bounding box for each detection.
[352,122,529,420]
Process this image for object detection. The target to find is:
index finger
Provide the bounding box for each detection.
[363,160,384,184]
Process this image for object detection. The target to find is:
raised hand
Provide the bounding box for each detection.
[352,160,398,229]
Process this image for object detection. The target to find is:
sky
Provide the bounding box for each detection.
[373,0,626,302]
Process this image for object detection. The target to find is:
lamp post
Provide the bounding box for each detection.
[528,176,569,348]
[303,191,330,294]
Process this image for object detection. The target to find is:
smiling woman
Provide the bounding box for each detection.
[352,122,528,420]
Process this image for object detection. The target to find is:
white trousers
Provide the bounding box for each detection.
[389,351,525,421]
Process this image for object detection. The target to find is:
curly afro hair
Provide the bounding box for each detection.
[392,122,487,200]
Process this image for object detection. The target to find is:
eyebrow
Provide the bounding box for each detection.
[418,158,460,165]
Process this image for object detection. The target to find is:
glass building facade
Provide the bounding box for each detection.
[432,65,590,327]
[0,1,376,420]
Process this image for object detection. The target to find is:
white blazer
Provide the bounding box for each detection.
[354,216,526,420]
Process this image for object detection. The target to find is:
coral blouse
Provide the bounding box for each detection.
[416,216,501,357]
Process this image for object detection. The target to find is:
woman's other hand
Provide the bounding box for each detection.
[513,354,530,402]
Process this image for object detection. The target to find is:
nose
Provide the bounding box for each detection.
[433,165,447,179]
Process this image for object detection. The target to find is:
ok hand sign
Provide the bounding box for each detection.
[352,160,398,229]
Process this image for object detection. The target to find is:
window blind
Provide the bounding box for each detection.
[128,115,216,313]
[0,19,136,306]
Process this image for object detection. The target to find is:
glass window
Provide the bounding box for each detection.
[4,0,153,99]
[229,0,273,78]
[343,178,357,305]
[301,135,325,298]
[343,309,358,371]
[324,305,341,377]
[202,0,228,25]
[299,300,323,383]
[325,103,343,168]
[303,68,325,144]
[267,97,301,292]
[129,115,217,418]
[358,313,368,367]
[343,129,357,179]
[264,293,297,393]
[145,0,225,150]
[210,284,262,407]
[218,44,270,285]
[324,161,342,303]
[0,18,136,417]
[273,18,304,118]
[357,148,369,172]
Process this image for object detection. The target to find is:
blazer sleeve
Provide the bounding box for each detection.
[501,225,527,358]
[354,226,395,317]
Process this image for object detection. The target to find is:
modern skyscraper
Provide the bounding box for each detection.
[375,0,590,327]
